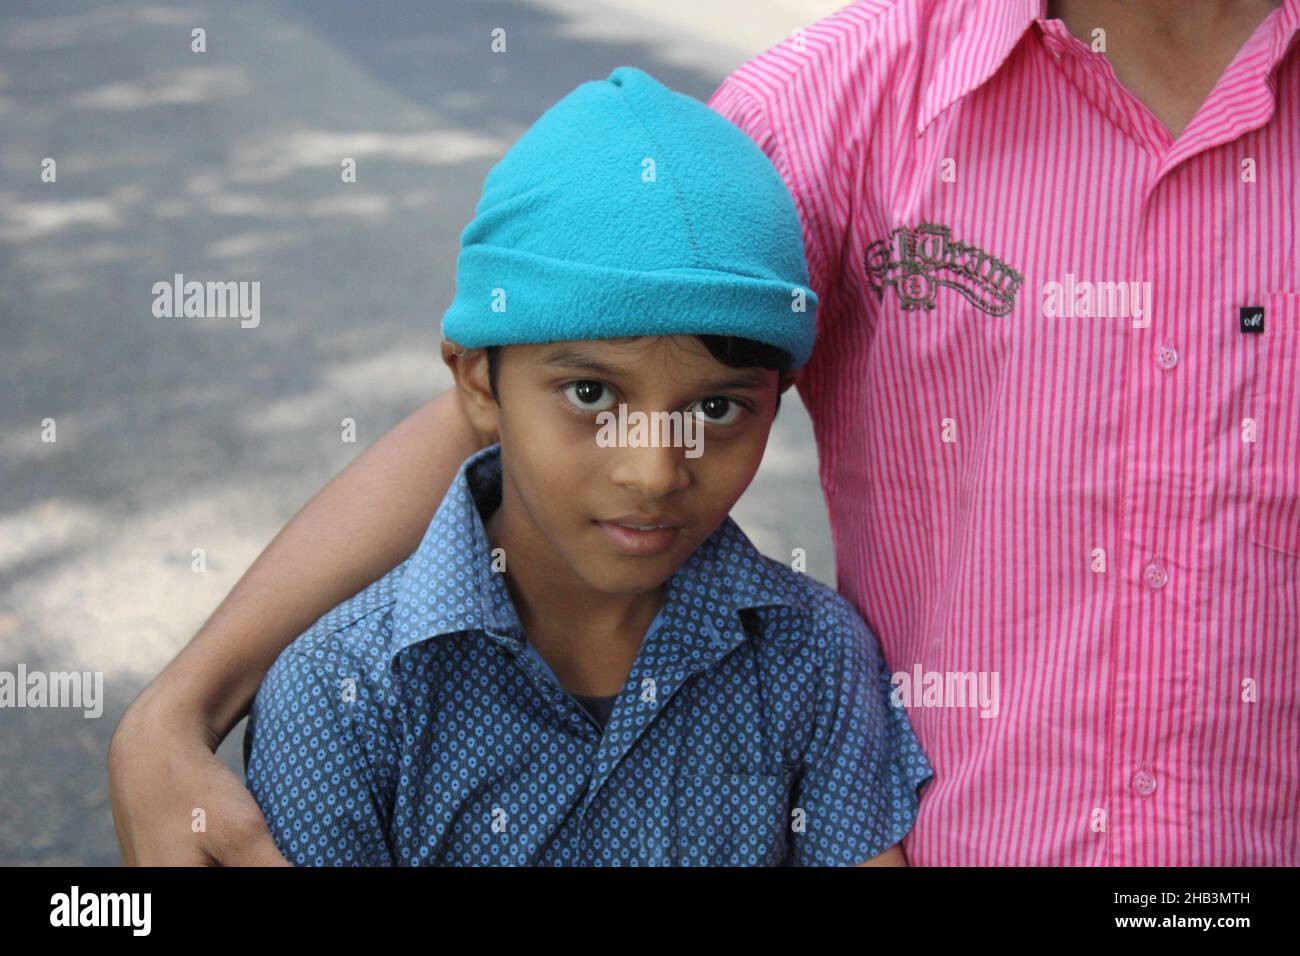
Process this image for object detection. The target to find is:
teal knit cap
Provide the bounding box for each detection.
[440,66,818,369]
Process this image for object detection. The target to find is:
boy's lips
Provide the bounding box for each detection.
[594,515,682,556]
[602,512,684,529]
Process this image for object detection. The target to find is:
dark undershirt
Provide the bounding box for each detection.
[572,692,617,727]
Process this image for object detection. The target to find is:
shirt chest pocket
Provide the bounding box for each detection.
[1250,292,1300,557]
[674,770,794,867]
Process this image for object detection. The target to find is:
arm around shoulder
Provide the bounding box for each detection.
[244,637,399,867]
[110,384,485,865]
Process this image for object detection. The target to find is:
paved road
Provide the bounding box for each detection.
[0,0,840,864]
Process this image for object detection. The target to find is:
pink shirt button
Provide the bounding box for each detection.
[1156,344,1179,369]
[1132,770,1157,797]
[1143,560,1169,590]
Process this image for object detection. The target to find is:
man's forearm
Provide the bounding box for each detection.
[128,388,486,741]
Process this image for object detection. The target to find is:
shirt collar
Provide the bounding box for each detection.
[918,0,1300,138]
[1273,0,1300,62]
[1231,0,1300,94]
[387,443,809,664]
[917,0,1044,137]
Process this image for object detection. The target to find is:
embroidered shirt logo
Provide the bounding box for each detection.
[865,223,1023,316]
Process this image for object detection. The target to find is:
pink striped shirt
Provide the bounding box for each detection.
[709,0,1300,865]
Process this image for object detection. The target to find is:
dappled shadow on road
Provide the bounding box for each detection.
[1,0,729,663]
[277,0,731,129]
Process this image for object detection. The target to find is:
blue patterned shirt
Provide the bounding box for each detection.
[244,443,933,866]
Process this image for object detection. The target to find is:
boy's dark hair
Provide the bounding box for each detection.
[484,335,791,417]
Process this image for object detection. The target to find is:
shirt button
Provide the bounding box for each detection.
[1132,770,1157,796]
[1156,344,1179,370]
[1143,560,1168,590]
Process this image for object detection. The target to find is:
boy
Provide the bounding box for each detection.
[243,66,931,866]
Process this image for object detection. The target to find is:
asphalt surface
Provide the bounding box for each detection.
[0,0,840,864]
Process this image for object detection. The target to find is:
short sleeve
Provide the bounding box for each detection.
[244,648,397,866]
[789,606,933,866]
[707,71,847,404]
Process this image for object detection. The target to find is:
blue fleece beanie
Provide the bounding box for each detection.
[440,66,817,369]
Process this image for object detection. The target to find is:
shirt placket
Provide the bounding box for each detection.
[1095,19,1291,865]
[1032,5,1297,865]
[1106,178,1196,867]
[1032,19,1187,864]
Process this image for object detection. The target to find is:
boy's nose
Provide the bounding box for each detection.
[608,442,691,499]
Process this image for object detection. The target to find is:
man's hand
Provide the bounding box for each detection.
[108,697,290,866]
[858,842,908,866]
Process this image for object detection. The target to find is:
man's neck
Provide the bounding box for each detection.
[1048,0,1285,139]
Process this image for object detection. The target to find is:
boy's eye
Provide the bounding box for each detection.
[561,380,617,413]
[686,397,744,426]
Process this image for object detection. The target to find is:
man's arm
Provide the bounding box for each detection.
[109,369,487,865]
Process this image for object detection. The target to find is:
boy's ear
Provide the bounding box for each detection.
[440,338,500,440]
[440,337,468,373]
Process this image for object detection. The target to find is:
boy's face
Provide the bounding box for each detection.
[449,335,796,596]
